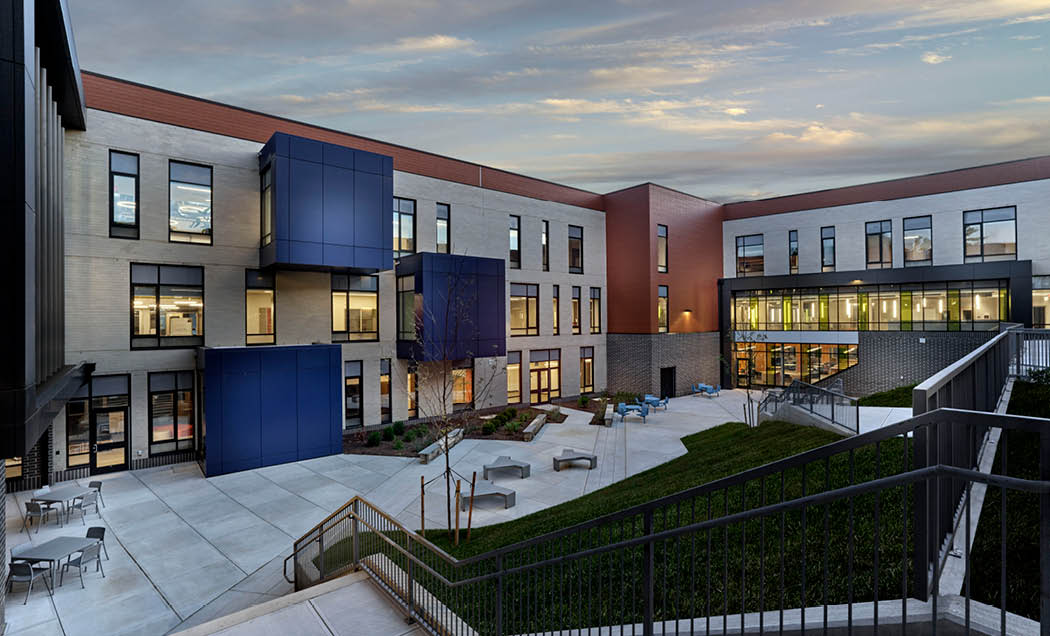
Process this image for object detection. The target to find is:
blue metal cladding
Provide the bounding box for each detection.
[395,253,506,361]
[202,344,342,477]
[258,132,393,272]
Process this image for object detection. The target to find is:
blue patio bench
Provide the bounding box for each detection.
[617,402,649,423]
[642,395,669,410]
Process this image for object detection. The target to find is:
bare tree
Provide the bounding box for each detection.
[727,329,767,427]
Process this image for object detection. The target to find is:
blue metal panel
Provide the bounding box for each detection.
[289,158,324,243]
[323,143,355,170]
[323,165,355,246]
[354,171,382,251]
[296,348,333,460]
[220,352,262,473]
[355,149,383,175]
[259,348,298,467]
[203,352,224,477]
[290,135,323,163]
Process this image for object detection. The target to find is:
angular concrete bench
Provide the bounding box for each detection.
[552,448,597,471]
[483,456,531,480]
[460,480,516,510]
[418,428,463,464]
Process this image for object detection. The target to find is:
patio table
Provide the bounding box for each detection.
[623,404,644,413]
[31,485,94,527]
[11,536,97,587]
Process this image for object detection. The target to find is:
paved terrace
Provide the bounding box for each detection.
[4,390,907,635]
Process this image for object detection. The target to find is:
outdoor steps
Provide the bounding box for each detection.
[360,553,478,636]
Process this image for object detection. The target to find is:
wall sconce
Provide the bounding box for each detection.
[684,308,693,313]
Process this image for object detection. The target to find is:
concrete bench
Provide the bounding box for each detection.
[418,428,463,464]
[522,413,546,441]
[553,448,597,471]
[460,480,516,510]
[483,456,531,480]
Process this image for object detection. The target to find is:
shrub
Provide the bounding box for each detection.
[366,431,381,447]
[519,413,530,425]
[403,429,416,443]
[505,421,520,433]
[382,427,394,442]
[505,407,517,420]
[482,421,496,435]
[1027,368,1050,386]
[590,399,608,426]
[393,439,404,451]
[578,395,590,408]
[392,421,405,436]
[415,424,429,437]
[612,391,640,405]
[549,405,561,418]
[492,414,507,428]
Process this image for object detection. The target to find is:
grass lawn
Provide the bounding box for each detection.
[969,379,1048,620]
[857,384,917,407]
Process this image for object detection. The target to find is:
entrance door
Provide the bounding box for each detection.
[530,368,550,403]
[91,406,128,473]
[659,367,676,399]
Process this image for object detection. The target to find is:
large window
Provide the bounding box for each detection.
[732,280,1009,333]
[260,166,273,247]
[580,346,594,394]
[529,349,561,403]
[453,364,473,410]
[589,287,602,334]
[866,220,892,269]
[131,264,204,349]
[507,351,522,403]
[397,275,418,340]
[246,269,275,345]
[510,283,539,336]
[735,234,763,277]
[821,227,836,272]
[110,150,139,239]
[436,203,450,254]
[788,230,798,274]
[572,287,581,334]
[169,161,212,244]
[407,368,418,419]
[734,342,858,388]
[904,216,933,266]
[542,220,550,271]
[568,225,584,274]
[509,215,521,269]
[66,399,90,468]
[345,361,362,428]
[380,359,391,424]
[552,285,560,335]
[148,371,195,455]
[393,197,416,258]
[658,285,669,333]
[964,207,1016,263]
[332,275,379,342]
[657,224,668,273]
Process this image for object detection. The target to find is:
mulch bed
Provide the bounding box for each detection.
[458,406,567,442]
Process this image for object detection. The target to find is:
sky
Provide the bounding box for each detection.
[69,1,1050,201]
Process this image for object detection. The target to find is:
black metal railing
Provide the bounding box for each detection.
[287,407,1050,634]
[759,380,859,434]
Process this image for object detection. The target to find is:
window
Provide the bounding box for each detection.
[453,363,473,410]
[110,151,139,239]
[580,347,594,393]
[509,215,521,269]
[734,341,858,388]
[345,361,362,428]
[589,287,602,334]
[149,371,195,455]
[1034,282,1050,329]
[552,285,560,335]
[657,224,668,273]
[529,349,561,403]
[903,216,933,266]
[407,368,419,419]
[964,207,1016,263]
[658,285,669,333]
[131,264,204,349]
[397,275,417,340]
[436,203,450,254]
[507,351,522,403]
[169,161,212,244]
[261,168,275,248]
[510,283,539,336]
[735,234,764,277]
[332,275,379,342]
[380,359,391,424]
[788,230,799,274]
[246,270,275,345]
[866,220,892,269]
[572,287,581,334]
[568,225,584,274]
[542,220,549,271]
[5,457,22,479]
[66,399,90,468]
[393,197,416,258]
[821,227,836,272]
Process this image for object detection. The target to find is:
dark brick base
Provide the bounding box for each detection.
[608,332,721,397]
[816,331,996,396]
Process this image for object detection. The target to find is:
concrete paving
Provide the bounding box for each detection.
[857,406,913,434]
[1,388,774,636]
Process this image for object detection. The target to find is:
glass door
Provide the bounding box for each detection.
[530,368,550,403]
[92,403,128,473]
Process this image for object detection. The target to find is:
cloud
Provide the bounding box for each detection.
[1004,13,1050,24]
[993,95,1050,104]
[374,34,476,54]
[921,51,953,64]
[767,124,868,145]
[724,107,749,115]
[1010,34,1041,39]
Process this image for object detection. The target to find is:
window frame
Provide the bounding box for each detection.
[344,361,363,429]
[657,224,668,273]
[380,359,392,424]
[568,225,584,274]
[821,226,836,272]
[509,215,521,269]
[147,371,196,455]
[168,160,214,245]
[510,283,539,336]
[65,398,90,469]
[393,197,417,259]
[109,150,140,240]
[552,284,560,335]
[407,367,419,419]
[735,234,764,277]
[130,263,205,350]
[579,346,594,394]
[788,230,799,274]
[657,285,669,333]
[397,275,417,341]
[542,220,550,271]
[245,269,276,346]
[865,220,893,269]
[903,215,933,267]
[963,206,1017,263]
[452,361,474,411]
[589,287,602,334]
[436,202,450,254]
[331,274,380,342]
[260,166,274,247]
[507,351,523,404]
[571,286,581,335]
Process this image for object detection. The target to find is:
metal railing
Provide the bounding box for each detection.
[759,380,859,434]
[286,407,1050,635]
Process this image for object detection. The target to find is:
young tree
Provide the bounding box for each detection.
[727,329,767,427]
